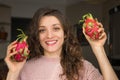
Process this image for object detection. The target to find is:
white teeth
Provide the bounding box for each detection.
[46,41,57,44]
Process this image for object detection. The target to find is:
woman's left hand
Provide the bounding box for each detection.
[82,22,107,48]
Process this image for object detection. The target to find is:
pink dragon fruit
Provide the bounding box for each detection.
[79,13,100,40]
[11,29,29,62]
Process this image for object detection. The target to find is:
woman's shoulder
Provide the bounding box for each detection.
[82,59,98,72]
[82,59,95,67]
[80,59,103,80]
[22,57,41,69]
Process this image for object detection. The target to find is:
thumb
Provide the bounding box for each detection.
[82,27,89,39]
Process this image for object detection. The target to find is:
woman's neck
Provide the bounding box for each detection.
[44,49,62,58]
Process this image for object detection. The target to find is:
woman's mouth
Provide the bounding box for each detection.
[45,40,57,46]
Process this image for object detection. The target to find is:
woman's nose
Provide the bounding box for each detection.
[47,30,54,38]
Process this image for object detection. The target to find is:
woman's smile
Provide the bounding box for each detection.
[45,40,57,46]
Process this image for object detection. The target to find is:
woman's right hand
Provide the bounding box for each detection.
[4,40,27,79]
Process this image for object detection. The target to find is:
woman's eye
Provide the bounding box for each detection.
[39,29,45,33]
[53,27,60,31]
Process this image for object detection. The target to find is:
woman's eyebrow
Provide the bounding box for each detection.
[39,26,45,28]
[38,23,61,28]
[52,24,61,26]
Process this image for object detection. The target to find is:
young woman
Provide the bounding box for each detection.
[5,8,118,80]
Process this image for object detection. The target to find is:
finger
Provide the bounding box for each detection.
[99,32,106,39]
[97,27,105,39]
[7,40,17,52]
[82,27,87,37]
[98,27,104,34]
[7,44,17,55]
[7,50,18,58]
[97,22,103,28]
[8,40,17,46]
[82,27,91,40]
[5,51,18,63]
[7,40,17,50]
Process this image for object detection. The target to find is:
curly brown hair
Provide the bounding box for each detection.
[27,8,83,80]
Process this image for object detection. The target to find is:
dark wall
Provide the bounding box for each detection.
[11,17,31,42]
[109,5,120,79]
[109,5,120,57]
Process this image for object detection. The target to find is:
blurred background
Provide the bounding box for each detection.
[0,0,120,79]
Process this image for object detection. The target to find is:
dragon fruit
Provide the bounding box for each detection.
[79,13,100,39]
[11,29,29,62]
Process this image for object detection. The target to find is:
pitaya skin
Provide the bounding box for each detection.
[84,18,100,39]
[79,13,100,40]
[11,29,29,62]
[14,52,25,62]
[15,41,27,51]
[13,41,28,62]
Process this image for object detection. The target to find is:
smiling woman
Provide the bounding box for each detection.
[4,8,118,80]
[38,16,64,57]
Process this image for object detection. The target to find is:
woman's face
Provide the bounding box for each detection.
[38,16,65,57]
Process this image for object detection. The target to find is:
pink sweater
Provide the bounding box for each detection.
[19,56,103,80]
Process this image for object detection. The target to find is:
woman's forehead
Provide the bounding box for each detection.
[39,16,61,26]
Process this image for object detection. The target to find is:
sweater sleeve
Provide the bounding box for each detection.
[82,60,103,80]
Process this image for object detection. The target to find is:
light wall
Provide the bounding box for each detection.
[0,5,11,59]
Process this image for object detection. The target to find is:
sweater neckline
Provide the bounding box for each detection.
[41,55,61,62]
